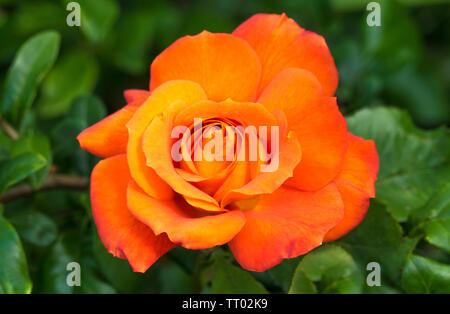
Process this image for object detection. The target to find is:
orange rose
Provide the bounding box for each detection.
[77,13,379,272]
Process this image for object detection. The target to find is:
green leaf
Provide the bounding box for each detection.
[289,245,361,294]
[347,107,450,221]
[0,30,60,125]
[401,255,450,293]
[38,51,99,118]
[10,135,52,189]
[0,153,46,194]
[7,209,57,247]
[0,214,32,293]
[422,219,450,253]
[77,0,120,43]
[338,202,419,286]
[211,251,268,294]
[410,183,450,253]
[267,257,301,292]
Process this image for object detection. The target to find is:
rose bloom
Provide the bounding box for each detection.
[77,13,379,272]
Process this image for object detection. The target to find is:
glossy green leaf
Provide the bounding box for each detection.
[211,251,268,294]
[0,30,60,125]
[422,219,450,253]
[289,245,362,294]
[10,135,52,189]
[410,183,450,253]
[338,202,419,286]
[0,214,32,293]
[38,51,99,118]
[347,107,450,221]
[401,255,450,293]
[0,153,46,194]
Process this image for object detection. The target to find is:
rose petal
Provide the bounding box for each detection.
[90,155,175,272]
[229,184,344,272]
[77,99,143,158]
[258,68,323,121]
[324,134,379,241]
[233,13,338,96]
[221,131,302,207]
[126,80,207,200]
[123,89,150,103]
[334,133,379,197]
[150,31,261,102]
[323,180,370,242]
[127,181,246,249]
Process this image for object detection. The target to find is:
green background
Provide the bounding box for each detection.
[0,0,449,294]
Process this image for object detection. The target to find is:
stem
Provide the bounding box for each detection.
[0,118,19,140]
[0,174,88,203]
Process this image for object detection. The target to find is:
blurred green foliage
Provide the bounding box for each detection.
[0,0,449,294]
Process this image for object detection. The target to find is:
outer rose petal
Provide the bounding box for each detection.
[90,154,175,272]
[259,68,347,191]
[285,96,347,191]
[229,184,344,272]
[323,180,370,242]
[233,13,338,96]
[324,134,379,241]
[333,133,379,197]
[150,31,262,102]
[126,80,207,200]
[123,89,150,103]
[258,68,323,121]
[77,94,148,158]
[127,181,246,249]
